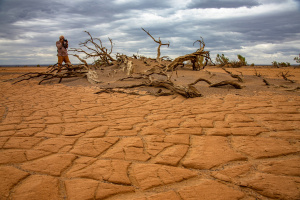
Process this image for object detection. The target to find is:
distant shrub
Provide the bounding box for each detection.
[37,64,40,67]
[230,60,243,68]
[281,62,290,67]
[272,61,278,67]
[237,54,247,66]
[216,54,230,67]
[294,56,300,64]
[272,61,290,67]
[216,54,247,68]
[250,63,255,66]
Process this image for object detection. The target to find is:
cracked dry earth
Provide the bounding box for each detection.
[1,76,300,200]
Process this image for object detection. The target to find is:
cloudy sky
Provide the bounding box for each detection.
[0,0,299,65]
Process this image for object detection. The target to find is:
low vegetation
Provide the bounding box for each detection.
[215,54,247,68]
[294,55,300,64]
[272,61,291,68]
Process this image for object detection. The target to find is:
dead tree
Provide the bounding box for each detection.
[10,30,245,98]
[70,31,116,67]
[142,28,170,63]
[166,37,212,71]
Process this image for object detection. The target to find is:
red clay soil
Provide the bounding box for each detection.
[0,65,300,200]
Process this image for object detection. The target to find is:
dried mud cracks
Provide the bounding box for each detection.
[0,80,300,200]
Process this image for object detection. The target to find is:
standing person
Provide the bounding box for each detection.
[56,35,71,72]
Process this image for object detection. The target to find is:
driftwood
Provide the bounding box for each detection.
[142,28,170,63]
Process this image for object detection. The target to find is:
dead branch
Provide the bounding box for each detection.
[142,28,170,63]
[70,31,116,66]
[166,37,212,71]
[188,77,243,89]
[189,78,212,86]
[11,63,88,85]
[210,81,243,89]
[12,69,87,85]
[279,71,295,83]
[254,68,261,77]
[222,68,243,82]
[263,79,271,86]
[73,55,89,70]
[286,87,300,92]
[193,37,205,52]
[167,51,211,71]
[96,79,202,98]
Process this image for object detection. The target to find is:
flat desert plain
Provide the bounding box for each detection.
[0,65,300,200]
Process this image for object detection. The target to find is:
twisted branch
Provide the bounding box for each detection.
[142,28,170,63]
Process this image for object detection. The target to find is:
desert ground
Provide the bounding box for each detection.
[0,64,300,200]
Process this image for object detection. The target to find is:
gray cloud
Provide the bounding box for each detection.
[0,0,299,65]
[187,0,260,9]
